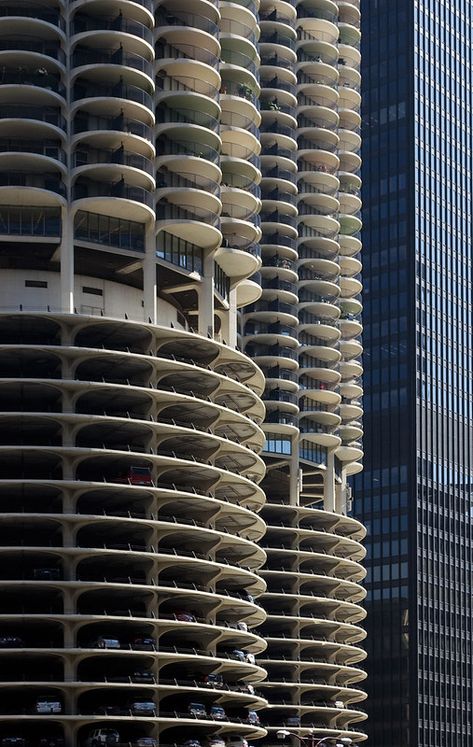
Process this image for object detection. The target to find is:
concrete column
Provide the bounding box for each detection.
[227,287,238,347]
[143,223,157,324]
[60,206,74,313]
[289,433,300,505]
[335,469,348,515]
[198,251,215,337]
[324,448,336,512]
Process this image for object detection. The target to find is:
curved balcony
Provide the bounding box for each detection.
[71,45,153,83]
[73,144,154,185]
[71,9,153,52]
[216,239,262,283]
[155,1,221,38]
[245,344,300,374]
[336,437,364,471]
[0,136,66,175]
[338,232,361,258]
[72,79,154,132]
[155,198,221,252]
[260,18,298,60]
[0,170,65,209]
[71,1,153,26]
[337,42,360,74]
[339,125,361,158]
[0,64,65,114]
[338,109,361,144]
[340,275,361,302]
[339,338,362,363]
[72,176,153,222]
[296,1,339,43]
[299,375,340,408]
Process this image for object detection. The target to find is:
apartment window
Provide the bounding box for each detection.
[25,280,47,288]
[75,210,145,251]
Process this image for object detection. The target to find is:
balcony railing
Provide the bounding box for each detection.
[73,112,152,141]
[72,14,153,44]
[245,344,298,361]
[157,169,220,194]
[0,67,64,95]
[73,146,154,175]
[261,233,297,250]
[265,411,298,426]
[259,31,296,51]
[260,210,297,228]
[0,172,65,195]
[156,10,218,36]
[0,104,66,130]
[247,300,297,315]
[244,322,298,339]
[156,200,219,225]
[0,40,65,64]
[73,179,153,207]
[73,47,152,76]
[0,5,65,29]
[156,40,218,68]
[0,139,66,163]
[262,165,297,184]
[73,81,152,108]
[157,72,218,99]
[157,136,219,163]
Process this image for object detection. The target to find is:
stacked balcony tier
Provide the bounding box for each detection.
[259,499,367,744]
[0,311,268,747]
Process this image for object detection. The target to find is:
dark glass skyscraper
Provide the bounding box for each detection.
[355,0,473,745]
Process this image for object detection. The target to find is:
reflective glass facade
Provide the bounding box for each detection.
[355,1,473,745]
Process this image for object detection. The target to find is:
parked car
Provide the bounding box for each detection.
[228,649,245,662]
[135,739,157,747]
[107,670,154,684]
[39,738,64,747]
[91,636,120,650]
[247,711,260,726]
[182,741,201,747]
[130,700,156,716]
[210,705,226,720]
[34,696,62,715]
[286,716,300,726]
[1,737,26,747]
[115,466,153,486]
[238,683,255,695]
[131,636,156,651]
[207,738,225,747]
[174,611,196,622]
[188,702,207,718]
[228,650,255,664]
[131,670,155,684]
[225,737,248,747]
[201,673,224,689]
[228,622,248,632]
[33,568,61,580]
[85,729,120,746]
[0,635,24,648]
